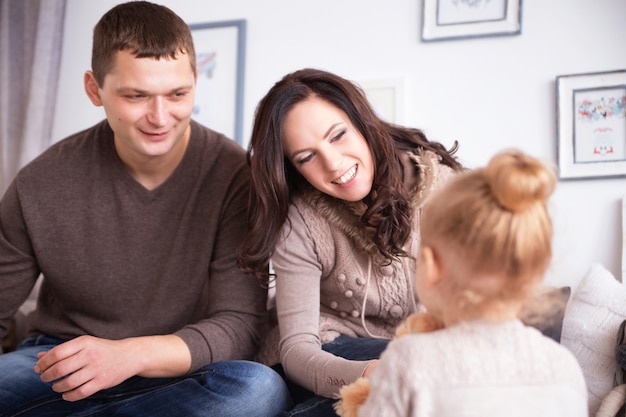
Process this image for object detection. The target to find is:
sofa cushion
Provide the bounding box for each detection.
[561,263,626,415]
[518,285,570,343]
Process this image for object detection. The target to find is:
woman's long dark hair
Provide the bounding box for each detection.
[238,68,461,285]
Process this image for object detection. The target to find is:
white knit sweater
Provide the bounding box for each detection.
[360,320,588,417]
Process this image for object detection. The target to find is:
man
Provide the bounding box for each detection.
[0,2,291,416]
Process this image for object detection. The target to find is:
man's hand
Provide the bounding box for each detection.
[34,334,192,402]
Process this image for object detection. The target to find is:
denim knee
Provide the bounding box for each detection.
[197,360,293,416]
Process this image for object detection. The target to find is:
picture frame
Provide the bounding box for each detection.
[358,77,406,125]
[189,20,246,145]
[556,70,626,180]
[622,194,625,281]
[421,0,522,42]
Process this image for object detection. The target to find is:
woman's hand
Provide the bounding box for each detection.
[362,359,379,378]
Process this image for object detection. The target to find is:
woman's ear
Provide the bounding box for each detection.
[84,71,103,106]
[421,246,443,288]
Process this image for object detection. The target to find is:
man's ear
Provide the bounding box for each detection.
[421,246,443,288]
[84,71,103,106]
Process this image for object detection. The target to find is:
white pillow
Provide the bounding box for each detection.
[561,263,626,415]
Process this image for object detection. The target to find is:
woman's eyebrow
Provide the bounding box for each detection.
[324,122,343,139]
[288,122,345,160]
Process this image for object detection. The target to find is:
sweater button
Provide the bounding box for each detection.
[351,310,360,318]
[330,301,338,309]
[389,305,403,318]
[356,277,365,285]
[340,312,348,318]
[338,273,347,282]
[344,290,353,298]
[381,265,394,276]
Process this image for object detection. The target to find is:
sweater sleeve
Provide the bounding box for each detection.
[174,147,267,371]
[0,180,41,339]
[272,204,372,398]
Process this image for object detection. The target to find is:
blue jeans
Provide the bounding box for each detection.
[278,336,390,417]
[0,335,292,417]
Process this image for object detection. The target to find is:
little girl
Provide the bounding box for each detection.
[356,150,588,416]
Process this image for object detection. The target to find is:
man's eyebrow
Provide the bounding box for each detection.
[115,85,193,94]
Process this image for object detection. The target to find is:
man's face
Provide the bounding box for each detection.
[86,49,197,167]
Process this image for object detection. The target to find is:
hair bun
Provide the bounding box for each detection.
[483,150,556,212]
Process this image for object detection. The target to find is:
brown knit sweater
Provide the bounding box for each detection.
[0,120,266,371]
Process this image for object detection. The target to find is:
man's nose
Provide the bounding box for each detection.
[147,97,167,126]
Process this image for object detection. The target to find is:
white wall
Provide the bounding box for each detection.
[52,0,626,289]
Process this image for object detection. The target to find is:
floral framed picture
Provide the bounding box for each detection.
[421,0,522,42]
[189,20,246,145]
[556,70,626,180]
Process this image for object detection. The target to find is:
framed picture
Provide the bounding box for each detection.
[358,77,406,124]
[556,70,626,180]
[421,0,522,42]
[623,194,626,281]
[189,20,246,145]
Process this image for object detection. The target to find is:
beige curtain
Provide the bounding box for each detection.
[0,0,66,195]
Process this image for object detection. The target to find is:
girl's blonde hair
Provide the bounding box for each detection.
[421,150,557,307]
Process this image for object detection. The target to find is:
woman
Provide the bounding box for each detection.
[238,68,463,416]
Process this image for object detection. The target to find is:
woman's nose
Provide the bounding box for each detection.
[320,146,343,171]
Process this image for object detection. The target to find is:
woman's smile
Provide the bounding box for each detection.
[332,164,358,185]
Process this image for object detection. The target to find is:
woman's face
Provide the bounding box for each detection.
[282,96,375,202]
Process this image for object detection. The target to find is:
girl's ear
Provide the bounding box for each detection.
[84,71,103,106]
[421,246,443,288]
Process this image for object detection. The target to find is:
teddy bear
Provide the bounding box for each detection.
[333,312,444,417]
